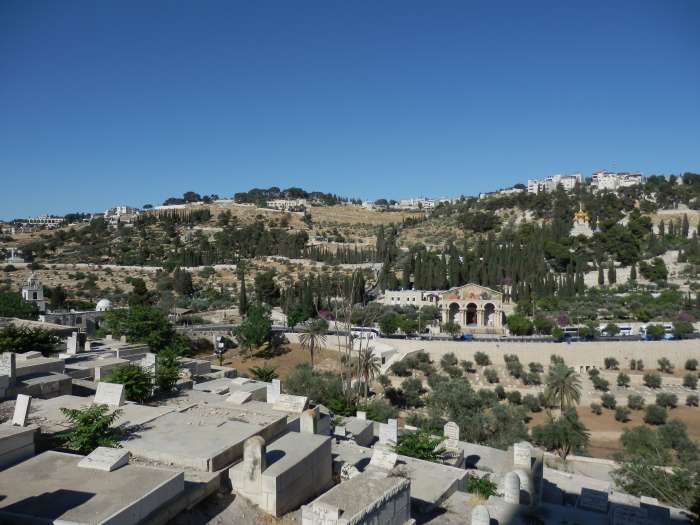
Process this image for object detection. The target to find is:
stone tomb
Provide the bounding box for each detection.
[300,406,319,434]
[0,424,36,469]
[231,432,332,516]
[94,382,125,407]
[503,471,521,504]
[0,451,184,525]
[12,394,31,426]
[471,505,491,525]
[341,416,374,447]
[121,402,287,471]
[301,472,411,525]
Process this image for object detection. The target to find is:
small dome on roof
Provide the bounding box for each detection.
[95,299,113,312]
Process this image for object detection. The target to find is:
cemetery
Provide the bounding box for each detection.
[0,332,694,524]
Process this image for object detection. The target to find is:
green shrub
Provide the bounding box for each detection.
[617,373,630,388]
[657,357,674,374]
[644,405,668,425]
[592,376,610,392]
[588,368,600,378]
[627,394,645,410]
[474,352,491,367]
[440,352,458,369]
[686,395,699,407]
[655,393,678,409]
[615,406,631,422]
[686,359,699,371]
[395,430,444,462]
[460,360,474,373]
[643,372,662,389]
[494,385,506,400]
[484,368,499,383]
[590,403,603,415]
[507,391,522,405]
[523,394,541,412]
[601,393,617,410]
[465,474,499,498]
[604,357,619,370]
[683,373,698,390]
[59,404,122,454]
[106,364,153,403]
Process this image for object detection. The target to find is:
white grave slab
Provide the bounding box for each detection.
[94,382,125,407]
[369,449,398,471]
[356,411,366,420]
[78,447,130,471]
[0,353,16,381]
[272,393,308,413]
[333,425,346,437]
[443,421,460,450]
[227,391,253,404]
[12,394,31,427]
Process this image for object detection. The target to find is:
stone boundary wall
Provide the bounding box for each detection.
[383,338,700,369]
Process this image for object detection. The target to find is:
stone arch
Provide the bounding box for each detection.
[466,303,477,325]
[448,303,460,323]
[484,303,496,326]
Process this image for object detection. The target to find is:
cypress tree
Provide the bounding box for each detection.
[598,266,605,286]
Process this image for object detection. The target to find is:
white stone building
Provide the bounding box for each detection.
[527,173,582,194]
[267,199,307,211]
[104,206,141,225]
[591,171,643,192]
[21,273,46,313]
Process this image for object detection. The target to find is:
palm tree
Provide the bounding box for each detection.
[249,364,278,382]
[298,319,328,369]
[357,346,381,399]
[544,363,582,413]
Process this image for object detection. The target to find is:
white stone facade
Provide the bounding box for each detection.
[527,173,582,194]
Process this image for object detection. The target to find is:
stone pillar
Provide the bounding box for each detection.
[300,406,319,434]
[515,469,533,505]
[477,309,484,326]
[242,436,266,491]
[504,471,520,504]
[0,352,16,386]
[66,332,80,355]
[471,505,490,525]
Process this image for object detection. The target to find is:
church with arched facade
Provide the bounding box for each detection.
[438,283,511,333]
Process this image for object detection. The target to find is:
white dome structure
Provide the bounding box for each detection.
[95,299,113,312]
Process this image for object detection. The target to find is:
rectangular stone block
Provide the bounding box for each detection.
[273,393,308,413]
[0,353,16,382]
[94,382,125,407]
[12,394,31,426]
[78,446,130,472]
[369,449,398,471]
[227,391,253,404]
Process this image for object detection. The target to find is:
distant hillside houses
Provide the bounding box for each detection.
[527,173,582,194]
[479,186,526,200]
[266,198,307,212]
[104,206,141,226]
[590,170,643,192]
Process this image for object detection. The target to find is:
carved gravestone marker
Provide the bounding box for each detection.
[0,352,16,384]
[94,382,125,407]
[356,410,366,420]
[444,421,460,450]
[513,441,532,469]
[504,471,520,504]
[378,422,398,446]
[141,353,157,373]
[12,394,31,426]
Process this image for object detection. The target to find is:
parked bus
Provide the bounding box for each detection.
[350,326,380,340]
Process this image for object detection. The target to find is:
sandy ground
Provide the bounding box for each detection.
[194,343,341,380]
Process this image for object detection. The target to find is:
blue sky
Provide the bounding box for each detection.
[1,1,698,219]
